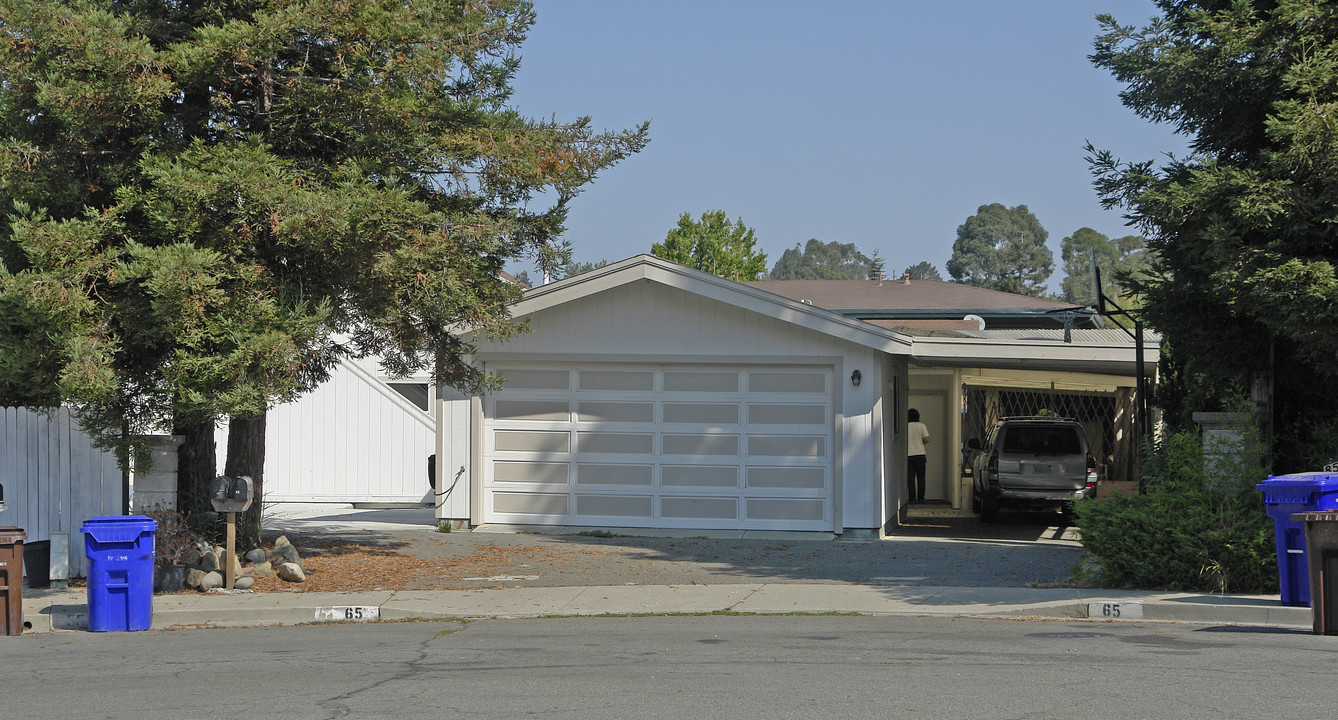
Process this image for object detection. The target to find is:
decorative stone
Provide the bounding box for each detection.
[232,575,255,590]
[244,548,268,564]
[221,549,244,581]
[199,571,225,590]
[198,546,221,573]
[271,535,303,570]
[249,560,274,578]
[186,568,207,589]
[276,562,306,583]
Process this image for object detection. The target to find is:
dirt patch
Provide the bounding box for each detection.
[246,534,578,593]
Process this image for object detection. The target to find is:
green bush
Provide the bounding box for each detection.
[1071,421,1278,593]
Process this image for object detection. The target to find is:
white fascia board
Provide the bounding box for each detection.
[911,336,1159,376]
[513,255,913,355]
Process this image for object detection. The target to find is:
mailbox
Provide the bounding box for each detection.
[210,475,254,513]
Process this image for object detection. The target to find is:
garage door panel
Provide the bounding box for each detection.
[501,369,571,390]
[663,402,739,424]
[576,464,654,486]
[662,465,739,487]
[494,430,570,453]
[494,461,569,484]
[576,494,654,518]
[578,432,654,454]
[746,466,826,489]
[748,403,826,425]
[579,370,654,391]
[747,435,826,458]
[661,496,739,520]
[663,371,740,393]
[577,401,654,423]
[485,363,833,531]
[748,498,825,521]
[494,400,570,421]
[493,492,568,515]
[748,371,826,394]
[663,433,739,456]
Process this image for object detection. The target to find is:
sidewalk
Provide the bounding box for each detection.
[17,582,1314,633]
[13,503,1317,634]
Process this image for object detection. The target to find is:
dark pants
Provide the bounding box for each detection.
[907,454,927,501]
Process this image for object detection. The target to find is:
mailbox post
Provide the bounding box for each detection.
[209,476,254,590]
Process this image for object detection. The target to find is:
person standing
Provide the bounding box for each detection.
[907,408,930,503]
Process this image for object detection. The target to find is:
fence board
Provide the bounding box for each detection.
[0,407,122,578]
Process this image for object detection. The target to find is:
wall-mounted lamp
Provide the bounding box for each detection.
[850,369,862,387]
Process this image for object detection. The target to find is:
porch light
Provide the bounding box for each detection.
[850,370,861,387]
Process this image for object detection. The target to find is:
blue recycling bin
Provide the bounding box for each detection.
[1256,473,1338,606]
[81,516,156,631]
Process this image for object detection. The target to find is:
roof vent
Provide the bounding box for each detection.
[964,314,986,331]
[901,273,911,285]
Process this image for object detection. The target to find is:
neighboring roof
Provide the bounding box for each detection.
[514,255,915,354]
[742,278,1092,328]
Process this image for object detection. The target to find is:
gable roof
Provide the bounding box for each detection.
[741,278,1091,328]
[515,255,914,354]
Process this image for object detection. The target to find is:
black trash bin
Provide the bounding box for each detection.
[23,539,50,589]
[1293,511,1338,636]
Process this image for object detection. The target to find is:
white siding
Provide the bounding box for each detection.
[220,357,435,503]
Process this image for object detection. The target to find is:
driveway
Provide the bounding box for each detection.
[262,503,1086,592]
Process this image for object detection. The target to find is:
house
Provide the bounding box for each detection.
[431,255,1156,535]
[744,275,1155,506]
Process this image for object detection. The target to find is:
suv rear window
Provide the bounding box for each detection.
[1001,426,1082,455]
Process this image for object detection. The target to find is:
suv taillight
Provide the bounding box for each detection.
[987,452,999,485]
[1086,453,1097,489]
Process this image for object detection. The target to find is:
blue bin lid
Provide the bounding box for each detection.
[1257,472,1338,503]
[81,515,157,543]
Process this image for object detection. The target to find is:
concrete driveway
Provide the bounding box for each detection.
[262,502,1086,590]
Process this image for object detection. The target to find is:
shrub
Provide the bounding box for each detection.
[1072,420,1277,593]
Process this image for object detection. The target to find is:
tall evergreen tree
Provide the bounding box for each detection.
[946,203,1053,296]
[0,0,647,542]
[1088,0,1338,465]
[769,238,873,280]
[1059,227,1148,306]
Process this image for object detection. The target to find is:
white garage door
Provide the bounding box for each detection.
[483,363,834,531]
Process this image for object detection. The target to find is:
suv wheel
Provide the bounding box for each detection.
[979,495,999,523]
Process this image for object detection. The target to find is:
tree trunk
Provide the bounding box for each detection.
[224,412,267,551]
[173,419,217,519]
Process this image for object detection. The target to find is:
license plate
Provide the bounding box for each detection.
[1029,463,1053,474]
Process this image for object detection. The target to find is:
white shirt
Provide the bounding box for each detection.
[908,421,930,456]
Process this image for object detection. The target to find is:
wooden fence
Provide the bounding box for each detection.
[0,407,122,578]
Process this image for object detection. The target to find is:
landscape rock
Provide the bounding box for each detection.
[244,548,268,564]
[221,550,244,581]
[199,571,224,590]
[249,560,274,578]
[271,535,303,570]
[233,575,255,590]
[276,562,306,583]
[186,568,207,589]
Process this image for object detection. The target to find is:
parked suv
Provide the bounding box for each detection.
[968,417,1098,522]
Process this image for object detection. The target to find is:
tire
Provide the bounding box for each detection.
[980,495,999,523]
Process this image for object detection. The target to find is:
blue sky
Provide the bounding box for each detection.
[509,1,1187,289]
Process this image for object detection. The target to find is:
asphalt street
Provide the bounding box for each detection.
[7,615,1332,720]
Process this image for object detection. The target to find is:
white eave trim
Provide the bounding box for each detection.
[514,255,914,354]
[911,336,1160,376]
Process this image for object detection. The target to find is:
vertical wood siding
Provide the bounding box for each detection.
[0,407,121,578]
[218,357,436,503]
